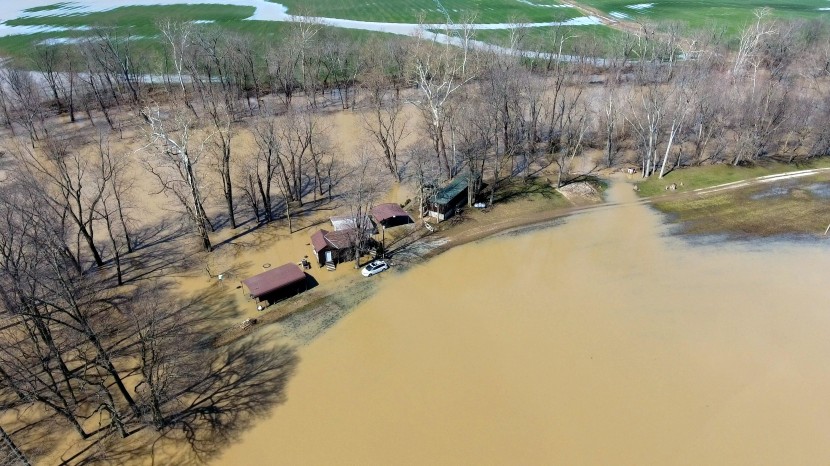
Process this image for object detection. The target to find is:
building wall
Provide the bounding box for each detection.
[428,188,468,221]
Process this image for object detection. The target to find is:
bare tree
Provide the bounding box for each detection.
[344,150,384,267]
[729,77,790,165]
[92,132,133,284]
[625,83,666,177]
[12,136,110,267]
[276,110,328,207]
[658,86,691,178]
[141,106,214,251]
[732,8,776,83]
[250,115,285,223]
[409,24,474,178]
[361,63,410,181]
[159,20,199,117]
[454,94,495,205]
[551,94,590,188]
[31,45,78,122]
[0,67,48,145]
[404,143,442,220]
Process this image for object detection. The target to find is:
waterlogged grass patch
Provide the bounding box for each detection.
[6,5,257,33]
[654,172,830,238]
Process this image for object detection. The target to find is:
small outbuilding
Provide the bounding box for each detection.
[427,177,469,221]
[329,214,376,233]
[311,229,358,268]
[371,203,414,229]
[242,263,307,308]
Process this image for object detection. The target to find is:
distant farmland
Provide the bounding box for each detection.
[275,0,582,23]
[578,0,829,31]
[0,0,828,58]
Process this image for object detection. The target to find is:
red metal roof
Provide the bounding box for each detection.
[311,229,329,252]
[371,203,413,224]
[311,228,358,251]
[323,229,357,249]
[242,263,305,299]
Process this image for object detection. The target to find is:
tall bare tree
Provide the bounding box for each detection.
[410,24,474,178]
[141,106,214,251]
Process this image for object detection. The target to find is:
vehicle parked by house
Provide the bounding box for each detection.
[361,260,389,277]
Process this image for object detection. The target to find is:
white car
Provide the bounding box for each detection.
[361,260,389,277]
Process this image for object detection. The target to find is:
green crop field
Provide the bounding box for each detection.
[579,0,828,32]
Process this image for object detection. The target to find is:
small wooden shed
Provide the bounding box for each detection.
[241,263,307,308]
[427,177,468,221]
[310,229,358,267]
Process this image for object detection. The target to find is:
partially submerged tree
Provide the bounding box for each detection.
[409,24,474,179]
[343,150,384,267]
[141,106,214,251]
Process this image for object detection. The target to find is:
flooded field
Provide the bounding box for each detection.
[217,181,830,465]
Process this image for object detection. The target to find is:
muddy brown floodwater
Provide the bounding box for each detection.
[217,181,830,465]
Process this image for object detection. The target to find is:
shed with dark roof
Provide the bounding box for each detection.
[371,203,414,229]
[427,177,468,221]
[242,263,307,307]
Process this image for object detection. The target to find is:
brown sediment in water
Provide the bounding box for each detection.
[215,181,830,465]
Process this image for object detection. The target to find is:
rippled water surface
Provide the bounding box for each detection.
[218,182,830,465]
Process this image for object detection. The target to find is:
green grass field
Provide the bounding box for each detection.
[634,159,830,198]
[5,5,257,32]
[274,0,580,23]
[8,0,582,27]
[2,0,827,60]
[0,8,394,62]
[0,2,591,60]
[579,0,828,32]
[469,25,628,53]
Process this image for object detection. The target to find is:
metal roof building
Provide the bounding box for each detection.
[371,203,414,229]
[242,263,307,307]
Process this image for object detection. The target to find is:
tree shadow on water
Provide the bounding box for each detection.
[70,334,298,465]
[161,335,298,463]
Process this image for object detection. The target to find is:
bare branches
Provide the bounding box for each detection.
[141,106,214,251]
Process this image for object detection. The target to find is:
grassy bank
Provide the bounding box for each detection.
[634,159,830,197]
[653,171,830,238]
[633,159,830,238]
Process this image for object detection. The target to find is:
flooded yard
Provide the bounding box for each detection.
[217,181,830,465]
